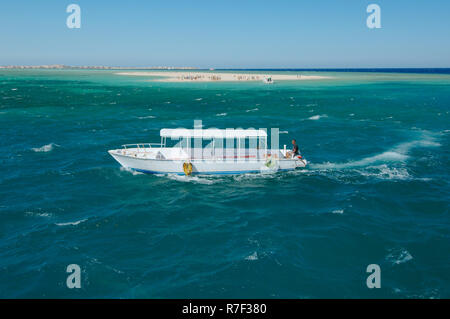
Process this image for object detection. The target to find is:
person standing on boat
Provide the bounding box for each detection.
[291,139,300,158]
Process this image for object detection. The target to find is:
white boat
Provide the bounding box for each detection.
[263,76,274,84]
[108,128,307,175]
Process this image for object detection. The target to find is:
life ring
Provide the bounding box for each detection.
[183,162,193,176]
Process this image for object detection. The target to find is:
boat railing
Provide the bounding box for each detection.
[121,143,163,151]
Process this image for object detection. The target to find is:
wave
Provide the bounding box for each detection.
[245,108,259,112]
[25,211,52,218]
[137,115,156,119]
[32,143,59,153]
[245,252,258,261]
[216,113,227,117]
[307,114,327,120]
[357,165,411,180]
[386,248,413,265]
[55,218,87,226]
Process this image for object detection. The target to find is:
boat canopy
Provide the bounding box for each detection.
[160,128,267,139]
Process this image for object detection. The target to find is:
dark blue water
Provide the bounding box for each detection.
[0,69,449,298]
[223,68,450,74]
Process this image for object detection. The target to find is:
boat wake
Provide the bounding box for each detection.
[310,151,408,170]
[164,174,218,185]
[297,133,441,182]
[120,167,144,176]
[310,134,440,170]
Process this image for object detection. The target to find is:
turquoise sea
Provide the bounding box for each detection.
[0,69,449,298]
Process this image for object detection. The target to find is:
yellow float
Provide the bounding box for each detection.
[183,162,193,176]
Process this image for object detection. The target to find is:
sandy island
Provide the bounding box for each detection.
[116,71,331,82]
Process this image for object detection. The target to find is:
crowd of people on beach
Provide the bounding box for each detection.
[178,74,218,81]
[177,74,270,81]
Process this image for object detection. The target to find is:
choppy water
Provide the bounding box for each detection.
[0,69,449,298]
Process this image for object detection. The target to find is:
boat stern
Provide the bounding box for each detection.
[296,157,307,168]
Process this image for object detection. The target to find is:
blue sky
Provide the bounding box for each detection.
[1,0,449,67]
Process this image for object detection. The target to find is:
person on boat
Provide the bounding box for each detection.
[287,139,300,158]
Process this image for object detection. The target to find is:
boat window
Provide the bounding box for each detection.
[225,137,235,158]
[213,138,224,158]
[248,137,258,157]
[167,137,189,149]
[201,138,213,149]
[259,137,266,150]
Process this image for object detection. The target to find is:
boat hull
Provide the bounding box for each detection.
[109,151,307,175]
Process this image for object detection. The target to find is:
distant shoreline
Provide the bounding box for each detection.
[0,65,197,70]
[228,68,450,74]
[116,71,331,82]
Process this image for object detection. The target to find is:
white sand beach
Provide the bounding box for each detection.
[116,71,330,82]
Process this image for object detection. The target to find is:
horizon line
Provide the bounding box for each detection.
[1,65,450,70]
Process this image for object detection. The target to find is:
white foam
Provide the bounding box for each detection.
[137,115,156,119]
[396,134,441,153]
[32,143,59,153]
[308,114,327,120]
[216,113,227,117]
[233,170,277,181]
[386,248,413,265]
[25,211,52,218]
[358,165,411,180]
[120,167,144,175]
[245,108,259,112]
[332,209,344,214]
[245,252,258,261]
[165,174,217,185]
[56,219,87,226]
